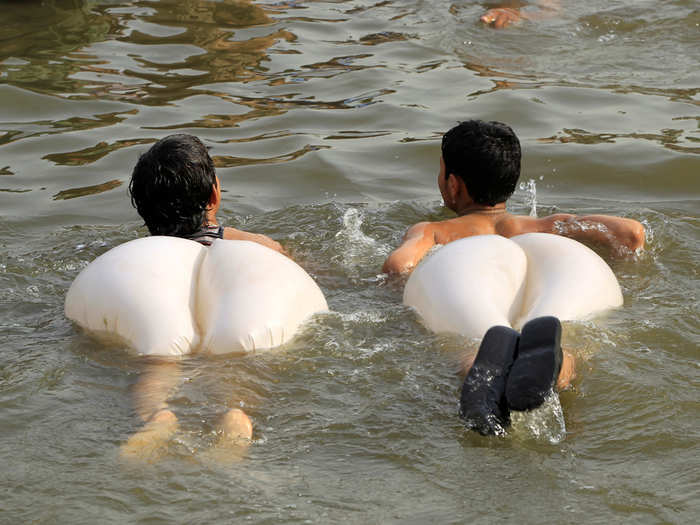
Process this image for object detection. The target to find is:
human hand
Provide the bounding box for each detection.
[480,8,523,29]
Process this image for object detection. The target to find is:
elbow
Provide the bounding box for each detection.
[381,261,397,275]
[628,221,646,251]
[382,258,404,276]
[382,253,413,276]
[613,218,646,253]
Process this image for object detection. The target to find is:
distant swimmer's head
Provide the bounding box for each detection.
[441,120,521,206]
[129,134,219,237]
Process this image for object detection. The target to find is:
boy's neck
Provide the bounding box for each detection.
[204,208,218,227]
[455,202,507,217]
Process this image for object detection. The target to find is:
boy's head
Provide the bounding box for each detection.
[129,134,217,237]
[441,120,521,206]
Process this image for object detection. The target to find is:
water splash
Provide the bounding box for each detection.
[518,178,538,216]
[510,391,567,444]
[640,218,654,246]
[337,309,387,325]
[332,207,388,277]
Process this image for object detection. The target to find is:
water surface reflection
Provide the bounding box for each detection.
[0,1,698,523]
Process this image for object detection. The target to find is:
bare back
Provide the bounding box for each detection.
[432,212,535,244]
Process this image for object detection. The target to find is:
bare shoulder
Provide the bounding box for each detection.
[223,227,287,256]
[382,221,439,275]
[496,213,573,237]
[222,226,246,241]
[403,221,435,239]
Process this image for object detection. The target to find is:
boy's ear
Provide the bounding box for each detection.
[447,172,462,199]
[454,174,473,200]
[207,177,220,208]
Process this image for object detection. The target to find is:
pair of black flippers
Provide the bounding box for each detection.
[459,316,563,436]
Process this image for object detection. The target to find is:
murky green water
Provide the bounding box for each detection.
[1,0,698,523]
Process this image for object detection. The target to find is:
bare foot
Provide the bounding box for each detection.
[120,409,178,463]
[556,350,576,390]
[205,409,253,463]
[480,8,523,28]
[456,346,477,377]
[219,408,253,441]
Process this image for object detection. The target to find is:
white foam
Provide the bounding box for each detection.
[510,391,567,444]
[333,207,390,276]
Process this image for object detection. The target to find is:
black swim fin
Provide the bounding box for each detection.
[505,316,563,411]
[459,325,520,436]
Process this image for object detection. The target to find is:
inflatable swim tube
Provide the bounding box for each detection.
[403,233,622,339]
[65,236,328,356]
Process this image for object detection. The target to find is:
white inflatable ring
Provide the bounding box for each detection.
[403,233,623,339]
[65,237,328,356]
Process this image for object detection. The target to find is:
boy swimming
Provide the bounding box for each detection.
[480,0,561,29]
[122,134,286,459]
[383,119,645,435]
[383,120,644,276]
[129,133,285,253]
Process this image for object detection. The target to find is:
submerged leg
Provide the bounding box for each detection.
[506,316,563,411]
[120,408,179,462]
[459,325,520,436]
[130,358,182,422]
[120,358,182,462]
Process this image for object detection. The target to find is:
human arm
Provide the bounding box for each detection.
[538,213,646,254]
[382,222,437,275]
[481,0,561,28]
[223,226,289,256]
[480,7,522,28]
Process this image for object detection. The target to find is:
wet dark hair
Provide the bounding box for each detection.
[128,134,216,237]
[441,120,521,206]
